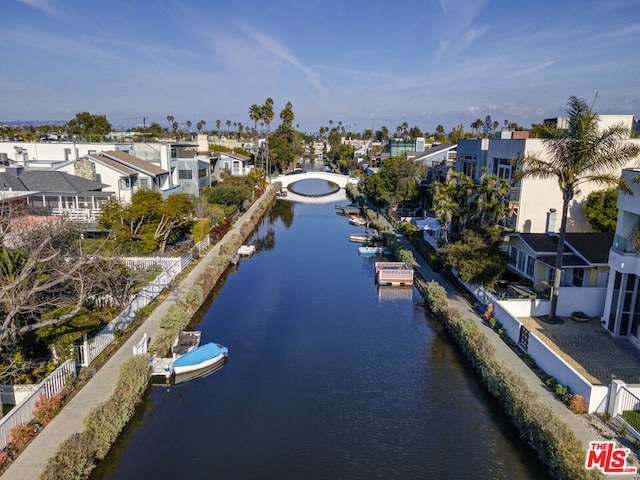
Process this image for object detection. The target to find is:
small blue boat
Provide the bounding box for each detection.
[172,342,228,375]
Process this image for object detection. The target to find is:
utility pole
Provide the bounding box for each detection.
[370,115,374,168]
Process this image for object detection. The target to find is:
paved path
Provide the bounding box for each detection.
[2,187,274,480]
[4,192,601,478]
[390,228,599,448]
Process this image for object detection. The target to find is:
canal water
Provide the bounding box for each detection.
[92,179,551,480]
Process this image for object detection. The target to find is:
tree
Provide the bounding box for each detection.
[583,188,618,233]
[0,219,112,349]
[67,112,112,137]
[433,125,447,143]
[261,98,275,177]
[216,119,221,132]
[471,119,484,135]
[514,95,640,320]
[440,227,508,288]
[226,120,231,132]
[249,104,263,166]
[408,126,423,139]
[482,115,494,137]
[363,156,424,206]
[196,120,206,132]
[153,194,194,253]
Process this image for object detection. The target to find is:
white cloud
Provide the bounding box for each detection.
[505,60,557,79]
[237,24,329,96]
[16,0,64,20]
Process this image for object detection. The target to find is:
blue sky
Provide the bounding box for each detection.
[1,0,639,134]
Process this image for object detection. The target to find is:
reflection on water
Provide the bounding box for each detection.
[377,285,413,301]
[92,200,551,480]
[288,178,339,196]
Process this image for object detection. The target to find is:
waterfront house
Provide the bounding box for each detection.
[0,166,112,222]
[216,151,252,177]
[602,168,640,346]
[455,118,640,234]
[56,150,179,203]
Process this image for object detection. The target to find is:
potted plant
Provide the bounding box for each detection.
[571,310,589,322]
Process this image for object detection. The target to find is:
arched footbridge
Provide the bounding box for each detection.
[269,171,359,203]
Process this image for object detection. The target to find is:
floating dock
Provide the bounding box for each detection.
[375,262,414,286]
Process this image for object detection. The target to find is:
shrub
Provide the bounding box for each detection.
[0,450,9,468]
[571,310,588,319]
[423,280,448,314]
[159,303,190,330]
[568,394,587,414]
[424,279,599,480]
[40,432,96,480]
[192,219,211,243]
[186,285,204,307]
[33,393,64,426]
[84,356,149,460]
[9,424,34,448]
[134,305,153,321]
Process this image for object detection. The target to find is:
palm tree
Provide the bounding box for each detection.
[514,95,640,320]
[249,104,263,166]
[262,98,275,179]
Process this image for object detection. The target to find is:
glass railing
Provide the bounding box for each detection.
[613,234,638,254]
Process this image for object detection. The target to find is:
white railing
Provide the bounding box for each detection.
[77,256,188,366]
[0,360,75,451]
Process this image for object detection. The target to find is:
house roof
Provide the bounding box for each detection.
[219,151,250,161]
[0,170,108,194]
[537,254,588,268]
[513,233,571,254]
[99,151,167,176]
[86,154,138,176]
[511,232,613,266]
[409,143,456,159]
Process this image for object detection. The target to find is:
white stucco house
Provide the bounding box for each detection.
[602,168,640,347]
[56,150,180,203]
[455,119,640,234]
[216,151,253,177]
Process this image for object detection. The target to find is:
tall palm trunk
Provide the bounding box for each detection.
[549,192,571,320]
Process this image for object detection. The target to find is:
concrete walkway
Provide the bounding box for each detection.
[2,187,273,480]
[3,191,601,478]
[390,229,599,448]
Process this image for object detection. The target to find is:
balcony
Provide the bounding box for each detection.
[613,234,638,255]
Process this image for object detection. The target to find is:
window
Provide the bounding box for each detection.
[198,168,208,179]
[516,251,525,272]
[179,170,193,179]
[494,158,513,181]
[526,256,535,277]
[571,268,585,287]
[509,246,517,266]
[139,178,149,190]
[546,266,555,283]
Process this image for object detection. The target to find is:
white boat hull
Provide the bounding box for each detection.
[173,352,228,375]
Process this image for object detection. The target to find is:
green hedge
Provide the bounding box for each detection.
[418,278,600,480]
[40,356,150,480]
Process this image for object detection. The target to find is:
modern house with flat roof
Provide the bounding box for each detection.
[602,168,640,346]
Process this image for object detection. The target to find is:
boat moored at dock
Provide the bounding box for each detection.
[172,342,229,375]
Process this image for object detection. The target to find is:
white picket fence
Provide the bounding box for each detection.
[0,237,213,451]
[0,360,76,451]
[75,237,210,365]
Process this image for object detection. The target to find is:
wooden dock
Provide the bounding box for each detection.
[375,262,414,286]
[151,356,174,377]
